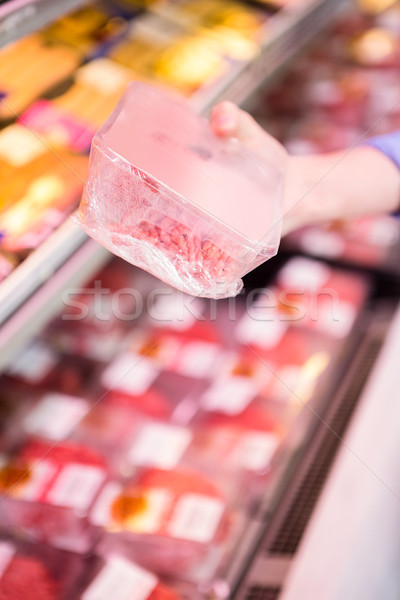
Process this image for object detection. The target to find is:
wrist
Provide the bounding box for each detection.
[282,154,335,234]
[282,146,400,235]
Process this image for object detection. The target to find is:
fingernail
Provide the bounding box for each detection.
[215,114,235,130]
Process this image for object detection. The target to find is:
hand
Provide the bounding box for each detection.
[211,102,400,234]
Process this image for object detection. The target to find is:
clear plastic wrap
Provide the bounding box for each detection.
[78,554,186,600]
[0,536,84,600]
[77,82,284,299]
[90,465,242,582]
[0,439,109,553]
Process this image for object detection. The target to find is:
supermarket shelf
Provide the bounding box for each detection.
[279,302,400,600]
[232,304,394,599]
[0,219,89,326]
[191,0,350,113]
[0,0,349,367]
[0,0,86,48]
[0,232,110,371]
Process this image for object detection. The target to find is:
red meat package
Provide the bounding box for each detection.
[0,538,83,600]
[90,466,236,581]
[191,405,282,474]
[77,82,284,299]
[79,555,182,600]
[0,439,109,552]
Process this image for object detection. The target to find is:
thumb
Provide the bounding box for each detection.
[211,101,287,169]
[211,101,264,144]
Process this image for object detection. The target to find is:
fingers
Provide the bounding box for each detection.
[210,101,238,137]
[211,101,288,181]
[211,101,264,145]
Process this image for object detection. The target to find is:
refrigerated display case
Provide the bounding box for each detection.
[0,0,348,358]
[1,0,400,598]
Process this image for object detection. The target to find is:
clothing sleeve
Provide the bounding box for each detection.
[365,131,400,217]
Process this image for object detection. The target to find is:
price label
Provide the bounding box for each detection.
[101,353,159,395]
[202,377,257,414]
[128,424,192,469]
[24,393,89,440]
[168,494,224,543]
[82,556,157,600]
[46,464,106,511]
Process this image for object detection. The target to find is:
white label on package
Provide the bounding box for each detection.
[0,124,46,167]
[84,330,122,361]
[278,257,330,291]
[24,393,89,440]
[175,341,223,378]
[232,432,280,471]
[168,493,224,543]
[77,58,132,95]
[82,556,157,600]
[368,218,399,246]
[101,353,159,395]
[235,312,287,348]
[300,229,345,258]
[46,464,106,511]
[0,542,15,581]
[18,460,58,501]
[318,300,355,338]
[201,377,257,414]
[7,342,58,383]
[90,482,122,526]
[128,423,192,469]
[150,291,204,331]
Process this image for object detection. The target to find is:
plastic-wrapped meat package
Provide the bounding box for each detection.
[20,100,95,153]
[272,257,370,338]
[0,35,82,120]
[283,216,400,269]
[0,538,83,600]
[191,404,282,474]
[198,366,261,416]
[117,416,194,477]
[58,258,138,334]
[0,439,109,552]
[91,466,238,581]
[79,555,183,600]
[348,27,400,68]
[104,385,174,420]
[41,6,128,59]
[126,328,226,381]
[303,70,370,128]
[235,316,335,405]
[145,288,226,345]
[100,350,188,419]
[77,82,284,299]
[76,403,142,463]
[189,404,285,508]
[8,392,92,447]
[284,118,362,154]
[1,340,60,390]
[48,258,139,362]
[0,133,88,252]
[1,340,99,395]
[235,259,369,344]
[71,404,194,473]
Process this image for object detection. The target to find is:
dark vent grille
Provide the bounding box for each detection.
[268,337,382,555]
[245,586,281,600]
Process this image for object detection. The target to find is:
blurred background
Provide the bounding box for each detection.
[0,0,400,598]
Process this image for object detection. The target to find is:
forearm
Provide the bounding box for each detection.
[210,101,400,235]
[282,146,400,234]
